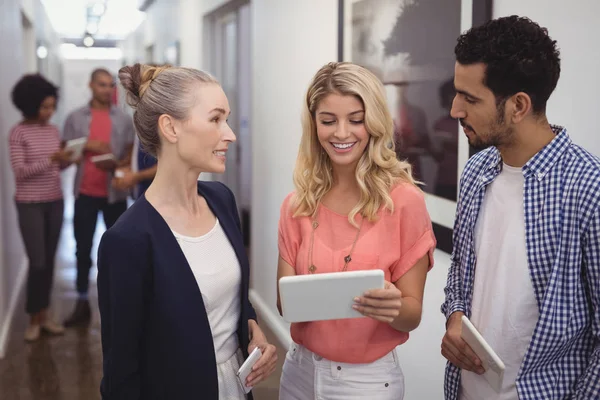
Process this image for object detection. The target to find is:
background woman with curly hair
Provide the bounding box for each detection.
[276,62,436,399]
[9,73,73,342]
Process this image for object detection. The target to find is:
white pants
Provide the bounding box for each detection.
[279,342,405,400]
[217,348,247,400]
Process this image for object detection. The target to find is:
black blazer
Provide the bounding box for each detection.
[97,181,257,400]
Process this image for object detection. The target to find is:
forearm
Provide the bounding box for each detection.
[390,296,423,332]
[14,159,54,180]
[118,155,132,168]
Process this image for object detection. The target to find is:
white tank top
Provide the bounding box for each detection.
[172,219,241,364]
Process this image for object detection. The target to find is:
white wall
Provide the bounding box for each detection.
[122,0,202,68]
[493,0,600,157]
[0,0,26,357]
[121,0,232,70]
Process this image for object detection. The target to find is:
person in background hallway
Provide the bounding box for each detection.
[97,63,277,399]
[112,134,157,198]
[8,74,73,341]
[61,68,134,327]
[441,16,600,400]
[277,62,436,400]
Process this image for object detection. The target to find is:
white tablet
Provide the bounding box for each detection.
[64,137,87,160]
[236,347,262,394]
[461,315,506,392]
[279,270,384,323]
[91,153,116,163]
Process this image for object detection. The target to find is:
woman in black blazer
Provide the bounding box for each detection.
[97,63,277,400]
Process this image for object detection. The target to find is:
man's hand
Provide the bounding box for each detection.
[441,312,484,374]
[246,320,278,388]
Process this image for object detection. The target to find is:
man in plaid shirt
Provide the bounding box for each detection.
[441,16,600,400]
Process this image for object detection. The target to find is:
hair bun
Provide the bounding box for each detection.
[118,63,144,108]
[139,64,171,98]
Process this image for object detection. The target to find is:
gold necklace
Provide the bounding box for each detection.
[307,205,363,274]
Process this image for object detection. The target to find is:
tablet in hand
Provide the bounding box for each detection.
[461,315,506,392]
[279,270,384,323]
[236,347,262,394]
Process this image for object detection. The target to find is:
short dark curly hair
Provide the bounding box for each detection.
[11,74,59,119]
[455,15,561,114]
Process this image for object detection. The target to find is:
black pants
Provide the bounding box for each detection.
[16,200,64,315]
[74,194,126,295]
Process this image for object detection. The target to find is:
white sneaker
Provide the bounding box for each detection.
[41,319,65,335]
[24,324,41,342]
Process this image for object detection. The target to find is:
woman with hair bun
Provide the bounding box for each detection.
[97,63,277,399]
[277,62,436,399]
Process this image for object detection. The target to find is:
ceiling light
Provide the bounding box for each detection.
[91,2,106,16]
[83,35,95,47]
[36,45,48,59]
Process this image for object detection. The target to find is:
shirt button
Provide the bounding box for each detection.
[337,366,341,370]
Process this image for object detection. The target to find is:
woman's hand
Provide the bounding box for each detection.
[50,148,73,164]
[353,280,403,323]
[246,320,278,388]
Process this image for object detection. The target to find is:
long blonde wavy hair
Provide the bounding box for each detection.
[293,62,417,226]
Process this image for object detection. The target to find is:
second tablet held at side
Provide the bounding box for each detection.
[461,315,506,392]
[278,269,384,323]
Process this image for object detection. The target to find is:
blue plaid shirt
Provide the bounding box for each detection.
[441,126,600,400]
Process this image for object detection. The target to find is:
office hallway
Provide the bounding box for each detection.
[0,192,284,400]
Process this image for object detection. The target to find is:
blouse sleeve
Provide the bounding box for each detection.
[390,185,436,282]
